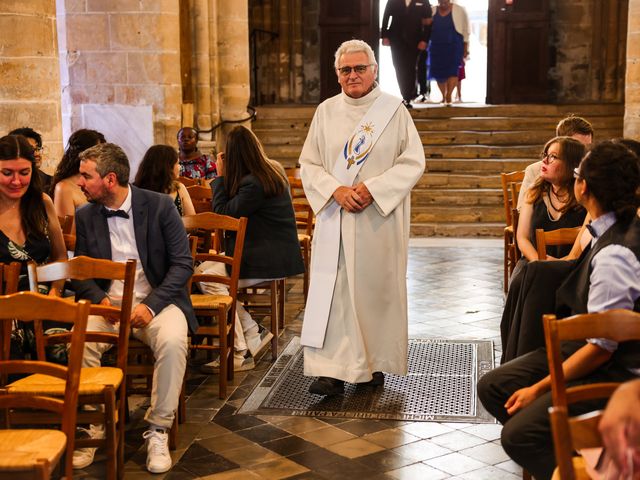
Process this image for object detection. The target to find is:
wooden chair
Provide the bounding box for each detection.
[535,227,581,260]
[183,212,248,398]
[57,215,74,235]
[501,170,525,293]
[177,176,200,187]
[543,309,640,480]
[288,176,307,204]
[18,256,136,480]
[293,202,313,301]
[0,292,90,479]
[186,184,213,213]
[0,262,20,295]
[237,279,284,357]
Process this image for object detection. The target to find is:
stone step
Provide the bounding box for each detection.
[253,103,624,119]
[410,222,504,237]
[412,205,503,223]
[255,127,622,148]
[411,188,503,206]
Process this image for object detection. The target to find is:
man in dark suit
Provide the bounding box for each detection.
[381,0,432,108]
[72,143,195,474]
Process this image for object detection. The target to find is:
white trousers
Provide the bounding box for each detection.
[82,304,188,429]
[196,261,274,353]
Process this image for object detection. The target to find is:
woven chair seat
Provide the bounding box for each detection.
[8,366,123,396]
[551,456,588,480]
[0,429,66,471]
[190,293,233,309]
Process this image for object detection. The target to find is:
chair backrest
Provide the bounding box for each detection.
[535,227,581,260]
[500,170,525,227]
[177,176,200,187]
[0,262,20,295]
[27,256,136,370]
[57,215,74,235]
[293,202,314,237]
[182,212,248,296]
[543,309,640,479]
[0,291,90,476]
[288,177,308,204]
[187,184,213,213]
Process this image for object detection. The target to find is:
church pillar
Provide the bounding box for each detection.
[214,0,251,148]
[0,1,63,171]
[624,0,640,137]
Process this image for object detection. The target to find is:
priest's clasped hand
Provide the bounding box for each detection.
[333,183,373,213]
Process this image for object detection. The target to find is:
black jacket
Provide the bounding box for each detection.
[212,174,304,280]
[381,0,432,47]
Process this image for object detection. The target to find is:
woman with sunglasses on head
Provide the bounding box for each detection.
[515,136,587,266]
[479,140,640,480]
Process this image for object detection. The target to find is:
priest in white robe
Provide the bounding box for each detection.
[299,39,426,396]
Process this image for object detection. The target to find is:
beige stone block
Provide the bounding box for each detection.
[65,14,109,51]
[68,84,116,104]
[623,115,640,139]
[0,101,61,139]
[626,84,640,103]
[0,58,61,101]
[62,0,88,13]
[139,0,179,13]
[626,60,640,87]
[68,52,127,85]
[87,0,140,11]
[109,13,179,51]
[114,84,163,108]
[126,52,180,84]
[627,33,640,58]
[0,15,56,57]
[2,0,55,15]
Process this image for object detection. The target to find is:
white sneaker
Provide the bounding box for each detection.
[143,429,172,474]
[201,353,255,373]
[72,425,104,469]
[246,326,274,357]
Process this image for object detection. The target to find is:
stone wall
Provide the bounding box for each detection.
[550,0,628,103]
[0,1,63,172]
[57,0,182,150]
[624,0,640,137]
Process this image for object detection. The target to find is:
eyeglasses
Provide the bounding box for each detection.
[573,167,581,179]
[337,64,374,76]
[541,152,560,165]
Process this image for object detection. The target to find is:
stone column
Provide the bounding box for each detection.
[0,1,63,171]
[625,0,640,137]
[215,0,251,148]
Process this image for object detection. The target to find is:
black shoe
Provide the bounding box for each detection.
[402,100,413,109]
[309,377,344,396]
[359,371,384,387]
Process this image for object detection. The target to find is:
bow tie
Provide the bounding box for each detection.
[101,207,129,219]
[585,222,598,239]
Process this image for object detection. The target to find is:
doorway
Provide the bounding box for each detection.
[378,0,488,104]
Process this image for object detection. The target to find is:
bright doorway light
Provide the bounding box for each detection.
[378,0,488,104]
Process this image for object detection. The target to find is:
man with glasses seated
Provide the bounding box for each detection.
[299,39,425,396]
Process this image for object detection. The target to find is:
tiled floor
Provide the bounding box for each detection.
[77,240,522,479]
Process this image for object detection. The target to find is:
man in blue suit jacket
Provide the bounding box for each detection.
[73,142,195,474]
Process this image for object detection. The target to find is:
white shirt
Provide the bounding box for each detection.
[105,186,153,307]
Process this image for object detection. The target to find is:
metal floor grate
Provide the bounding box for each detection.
[238,337,495,423]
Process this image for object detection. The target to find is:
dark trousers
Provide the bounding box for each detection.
[477,346,636,480]
[390,43,419,101]
[417,49,430,96]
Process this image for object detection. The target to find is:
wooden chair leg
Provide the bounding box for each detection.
[278,278,286,330]
[104,387,117,480]
[270,280,278,360]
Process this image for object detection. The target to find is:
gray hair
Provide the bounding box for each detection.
[79,143,130,186]
[334,39,378,70]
